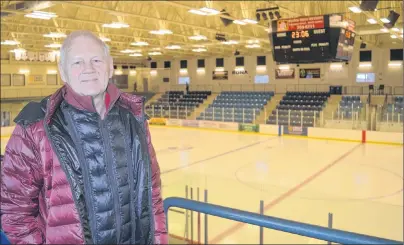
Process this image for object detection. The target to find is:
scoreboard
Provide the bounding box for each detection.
[269,14,356,64]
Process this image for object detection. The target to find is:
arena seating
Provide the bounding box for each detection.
[196,91,274,123]
[146,91,211,119]
[383,96,404,122]
[337,95,363,119]
[266,92,330,126]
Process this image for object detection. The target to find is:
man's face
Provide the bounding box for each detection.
[60,36,113,97]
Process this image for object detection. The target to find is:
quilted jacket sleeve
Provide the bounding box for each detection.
[144,120,168,244]
[1,125,44,244]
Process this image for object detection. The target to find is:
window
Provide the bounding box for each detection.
[235,57,244,66]
[359,50,371,62]
[47,74,58,85]
[1,74,11,86]
[356,73,375,83]
[151,62,157,69]
[12,74,25,86]
[257,56,266,66]
[390,49,403,61]
[255,75,269,84]
[164,61,171,68]
[180,60,187,69]
[216,58,224,67]
[178,76,190,84]
[197,59,205,68]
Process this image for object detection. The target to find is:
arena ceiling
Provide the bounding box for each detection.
[1,1,402,62]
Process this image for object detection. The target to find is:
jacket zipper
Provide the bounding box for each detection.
[100,118,121,244]
[63,107,98,244]
[43,102,93,244]
[123,113,135,244]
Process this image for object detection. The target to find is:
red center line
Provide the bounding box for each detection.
[209,144,362,244]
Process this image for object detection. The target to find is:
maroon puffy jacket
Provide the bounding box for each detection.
[1,84,168,244]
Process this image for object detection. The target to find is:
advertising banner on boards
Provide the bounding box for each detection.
[149,118,167,125]
[283,126,308,136]
[238,123,260,132]
[166,119,182,126]
[199,121,219,129]
[182,120,200,128]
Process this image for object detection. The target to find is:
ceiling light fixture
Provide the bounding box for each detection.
[189,9,208,15]
[131,41,149,46]
[279,65,290,70]
[348,6,362,13]
[188,7,220,16]
[388,62,402,67]
[380,18,390,23]
[100,37,111,42]
[149,29,173,35]
[380,28,389,32]
[242,19,258,24]
[245,44,260,48]
[102,22,129,28]
[390,34,397,39]
[165,45,181,50]
[43,32,66,38]
[192,48,207,52]
[129,53,143,57]
[9,48,26,53]
[367,18,377,24]
[222,40,238,45]
[1,40,20,45]
[24,10,57,20]
[19,69,30,73]
[121,49,141,53]
[189,35,207,40]
[359,63,372,67]
[247,40,260,44]
[148,52,162,55]
[233,20,247,25]
[200,7,220,15]
[45,43,62,48]
[391,27,400,32]
[330,63,343,68]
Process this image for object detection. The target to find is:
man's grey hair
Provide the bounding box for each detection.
[59,30,110,69]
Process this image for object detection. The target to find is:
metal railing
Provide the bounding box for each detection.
[159,84,404,95]
[164,197,402,245]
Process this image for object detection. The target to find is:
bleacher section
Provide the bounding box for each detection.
[266,92,330,126]
[146,91,211,119]
[196,91,274,123]
[337,96,363,119]
[384,96,404,121]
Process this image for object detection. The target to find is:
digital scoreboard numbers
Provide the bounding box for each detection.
[270,14,356,64]
[272,28,331,63]
[336,28,356,61]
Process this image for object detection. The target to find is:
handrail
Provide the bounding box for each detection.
[164,197,402,244]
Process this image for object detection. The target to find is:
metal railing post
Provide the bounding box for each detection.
[164,198,402,245]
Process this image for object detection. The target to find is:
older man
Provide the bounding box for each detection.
[1,31,167,244]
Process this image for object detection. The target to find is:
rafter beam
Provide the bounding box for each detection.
[60,1,270,43]
[1,21,243,55]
